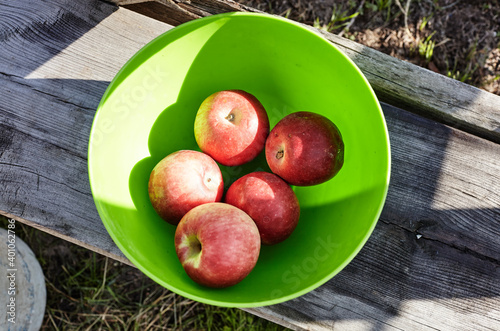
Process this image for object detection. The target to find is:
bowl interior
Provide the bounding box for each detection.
[88,12,390,307]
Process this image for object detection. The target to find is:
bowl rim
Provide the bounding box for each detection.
[88,11,391,308]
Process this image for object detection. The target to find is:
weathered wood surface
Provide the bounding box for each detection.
[0,0,499,330]
[110,0,500,144]
[0,0,169,263]
[115,0,260,26]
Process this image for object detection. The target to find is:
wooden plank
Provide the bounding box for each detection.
[109,0,500,144]
[1,0,500,330]
[0,0,171,263]
[114,0,259,26]
[382,104,500,262]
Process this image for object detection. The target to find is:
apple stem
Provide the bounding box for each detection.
[193,241,202,255]
[225,113,235,122]
[187,235,202,256]
[276,150,284,160]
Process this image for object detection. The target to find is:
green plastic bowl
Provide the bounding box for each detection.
[88,12,390,307]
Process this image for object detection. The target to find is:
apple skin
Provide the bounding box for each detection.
[225,172,300,245]
[265,111,344,186]
[194,90,270,166]
[148,150,224,225]
[174,202,261,288]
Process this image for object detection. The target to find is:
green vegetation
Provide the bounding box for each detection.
[313,3,360,33]
[418,32,436,63]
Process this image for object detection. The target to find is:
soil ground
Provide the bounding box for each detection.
[238,0,500,95]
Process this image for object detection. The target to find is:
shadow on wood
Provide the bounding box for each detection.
[0,0,124,257]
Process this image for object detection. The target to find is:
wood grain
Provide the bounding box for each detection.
[0,0,171,262]
[110,0,500,144]
[1,0,499,330]
[117,0,259,26]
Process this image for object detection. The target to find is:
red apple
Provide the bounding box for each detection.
[225,171,300,245]
[174,202,261,288]
[265,111,344,186]
[194,90,270,166]
[148,150,223,225]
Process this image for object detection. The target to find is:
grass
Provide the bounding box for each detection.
[417,31,436,63]
[313,3,360,33]
[0,216,289,330]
